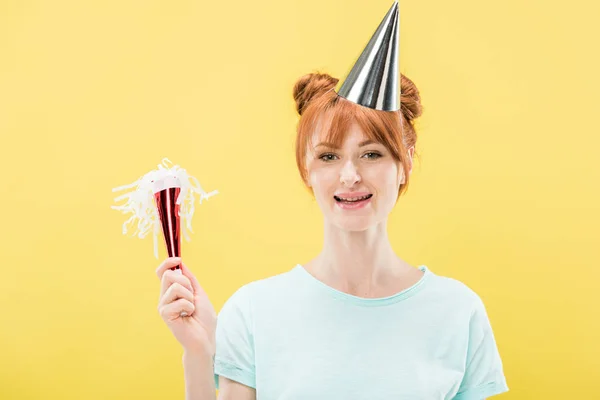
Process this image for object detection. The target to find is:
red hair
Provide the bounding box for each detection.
[293,72,423,199]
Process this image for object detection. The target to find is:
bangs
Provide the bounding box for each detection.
[301,91,403,161]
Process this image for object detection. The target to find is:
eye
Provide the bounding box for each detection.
[363,151,382,160]
[318,153,338,162]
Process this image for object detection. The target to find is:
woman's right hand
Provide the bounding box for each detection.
[156,257,217,357]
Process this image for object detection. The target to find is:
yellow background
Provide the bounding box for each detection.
[1,0,599,398]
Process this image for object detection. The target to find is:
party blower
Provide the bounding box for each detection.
[111,158,218,315]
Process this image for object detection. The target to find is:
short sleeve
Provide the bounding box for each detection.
[453,296,509,400]
[213,284,256,390]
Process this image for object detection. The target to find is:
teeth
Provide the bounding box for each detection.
[337,195,371,202]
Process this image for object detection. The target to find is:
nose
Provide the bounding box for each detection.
[339,160,361,186]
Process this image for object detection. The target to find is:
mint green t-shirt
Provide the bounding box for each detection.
[214,264,509,399]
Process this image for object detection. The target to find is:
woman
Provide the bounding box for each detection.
[156,3,509,399]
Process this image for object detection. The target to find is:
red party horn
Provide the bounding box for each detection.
[152,175,182,273]
[112,158,218,269]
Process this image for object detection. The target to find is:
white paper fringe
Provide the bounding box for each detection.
[111,158,218,258]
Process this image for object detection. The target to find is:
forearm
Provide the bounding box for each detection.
[182,350,216,400]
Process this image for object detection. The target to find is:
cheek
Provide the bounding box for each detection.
[365,165,399,191]
[309,166,336,189]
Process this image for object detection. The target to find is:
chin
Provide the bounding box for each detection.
[333,217,375,232]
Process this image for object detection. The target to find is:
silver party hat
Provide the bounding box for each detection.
[336,1,400,111]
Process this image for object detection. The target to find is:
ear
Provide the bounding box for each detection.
[397,146,415,186]
[398,169,405,185]
[407,146,414,175]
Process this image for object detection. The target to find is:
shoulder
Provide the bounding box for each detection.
[221,267,298,308]
[425,269,487,314]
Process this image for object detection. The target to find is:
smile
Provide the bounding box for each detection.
[334,194,373,210]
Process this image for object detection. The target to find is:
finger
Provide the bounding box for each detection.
[159,298,195,320]
[158,282,194,309]
[180,262,207,299]
[160,269,193,299]
[156,257,182,279]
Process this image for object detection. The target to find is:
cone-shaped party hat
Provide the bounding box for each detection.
[336,1,400,111]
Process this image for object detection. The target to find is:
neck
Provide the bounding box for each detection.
[312,220,409,292]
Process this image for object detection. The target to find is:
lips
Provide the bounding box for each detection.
[334,194,373,203]
[334,193,373,210]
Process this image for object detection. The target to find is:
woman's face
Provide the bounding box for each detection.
[306,122,412,232]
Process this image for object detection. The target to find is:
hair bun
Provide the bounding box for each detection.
[293,72,339,116]
[400,74,423,123]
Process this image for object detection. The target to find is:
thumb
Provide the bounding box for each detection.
[180,262,207,298]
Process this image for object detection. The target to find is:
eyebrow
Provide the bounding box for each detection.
[315,140,378,149]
